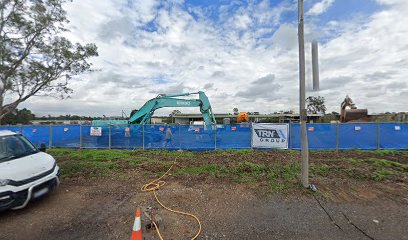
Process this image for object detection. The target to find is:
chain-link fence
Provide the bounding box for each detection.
[0,123,407,150]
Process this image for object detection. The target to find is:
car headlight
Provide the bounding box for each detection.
[0,179,10,186]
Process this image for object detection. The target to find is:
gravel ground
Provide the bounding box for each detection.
[0,178,407,240]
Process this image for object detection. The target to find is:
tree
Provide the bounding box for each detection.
[306,96,326,114]
[0,0,98,121]
[2,107,34,124]
[170,109,181,117]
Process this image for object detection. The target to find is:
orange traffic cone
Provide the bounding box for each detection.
[130,208,142,240]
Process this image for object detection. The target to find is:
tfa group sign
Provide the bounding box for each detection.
[251,123,289,149]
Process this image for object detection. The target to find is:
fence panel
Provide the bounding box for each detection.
[0,126,22,133]
[216,124,251,149]
[306,124,337,149]
[81,125,110,148]
[143,125,180,150]
[178,125,215,150]
[1,123,407,150]
[290,124,300,149]
[111,125,143,149]
[51,125,80,148]
[290,124,337,149]
[21,125,50,147]
[379,123,408,149]
[339,124,377,149]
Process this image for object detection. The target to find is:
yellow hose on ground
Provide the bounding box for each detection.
[141,156,202,240]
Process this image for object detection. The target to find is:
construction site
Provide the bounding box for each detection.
[0,88,407,240]
[1,1,408,240]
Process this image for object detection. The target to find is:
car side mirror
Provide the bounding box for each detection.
[39,143,47,152]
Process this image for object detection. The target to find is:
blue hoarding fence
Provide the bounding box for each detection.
[0,123,407,150]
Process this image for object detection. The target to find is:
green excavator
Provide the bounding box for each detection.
[92,91,216,127]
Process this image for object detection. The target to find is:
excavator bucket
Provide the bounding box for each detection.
[344,109,369,122]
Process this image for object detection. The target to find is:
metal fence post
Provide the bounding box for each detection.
[142,124,145,150]
[376,122,380,150]
[178,125,181,150]
[336,123,339,152]
[108,125,112,149]
[79,124,82,149]
[250,123,253,149]
[214,125,217,150]
[49,124,52,148]
[289,121,292,150]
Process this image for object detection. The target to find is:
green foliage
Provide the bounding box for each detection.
[0,0,98,119]
[306,96,327,114]
[1,108,35,125]
[144,150,194,157]
[342,156,407,172]
[368,158,407,171]
[50,149,407,192]
[372,150,408,156]
[174,164,226,176]
[47,148,76,156]
[234,161,267,173]
[223,149,254,154]
[372,170,394,181]
[310,164,330,176]
[269,162,301,192]
[343,158,365,164]
[69,149,131,161]
[59,160,118,177]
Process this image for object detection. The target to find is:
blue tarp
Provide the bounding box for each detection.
[338,124,377,150]
[22,125,50,147]
[291,124,337,149]
[51,125,80,148]
[0,123,407,150]
[378,123,408,149]
[216,124,251,149]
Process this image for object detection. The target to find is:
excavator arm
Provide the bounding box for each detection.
[128,91,216,127]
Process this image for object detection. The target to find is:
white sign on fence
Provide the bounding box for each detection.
[90,127,102,136]
[251,123,289,149]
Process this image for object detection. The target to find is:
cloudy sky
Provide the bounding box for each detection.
[21,0,408,116]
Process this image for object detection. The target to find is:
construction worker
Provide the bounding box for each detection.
[164,127,173,148]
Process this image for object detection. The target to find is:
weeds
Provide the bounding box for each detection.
[69,149,131,161]
[310,164,330,177]
[174,164,226,176]
[269,162,301,192]
[343,158,365,164]
[47,148,75,156]
[50,148,407,191]
[372,170,395,181]
[368,158,407,171]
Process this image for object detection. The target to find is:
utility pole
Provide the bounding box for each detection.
[298,0,309,188]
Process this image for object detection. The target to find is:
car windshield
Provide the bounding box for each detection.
[0,134,38,163]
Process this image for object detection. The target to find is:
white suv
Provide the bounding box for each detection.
[0,130,60,211]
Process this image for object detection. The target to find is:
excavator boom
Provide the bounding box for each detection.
[128,91,216,127]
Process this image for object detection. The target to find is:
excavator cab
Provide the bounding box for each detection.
[340,95,368,123]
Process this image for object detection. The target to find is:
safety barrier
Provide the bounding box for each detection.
[0,123,407,150]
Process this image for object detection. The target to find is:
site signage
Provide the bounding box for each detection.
[251,123,289,149]
[90,127,102,137]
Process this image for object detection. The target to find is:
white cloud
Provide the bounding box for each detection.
[307,0,335,16]
[19,0,408,117]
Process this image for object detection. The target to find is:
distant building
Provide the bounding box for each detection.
[171,113,324,124]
